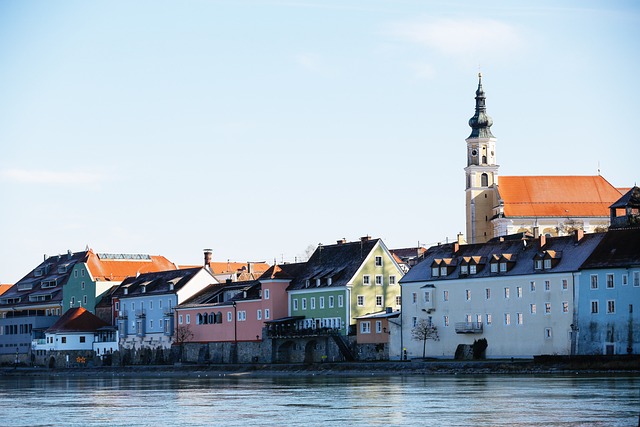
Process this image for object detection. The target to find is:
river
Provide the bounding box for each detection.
[0,374,638,426]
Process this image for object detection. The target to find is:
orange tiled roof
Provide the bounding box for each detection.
[84,250,177,281]
[498,175,623,218]
[0,284,12,296]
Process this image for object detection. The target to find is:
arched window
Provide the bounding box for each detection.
[481,173,489,187]
[203,312,208,324]
[208,313,214,324]
[197,313,203,325]
[215,312,223,324]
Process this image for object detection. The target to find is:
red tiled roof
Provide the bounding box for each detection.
[47,307,109,333]
[84,250,177,281]
[498,175,623,218]
[0,284,12,296]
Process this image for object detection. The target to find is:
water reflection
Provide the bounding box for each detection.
[0,375,637,427]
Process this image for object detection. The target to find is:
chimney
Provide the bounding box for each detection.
[533,227,540,239]
[247,262,253,274]
[337,238,347,245]
[574,229,584,242]
[457,232,465,245]
[539,234,546,248]
[203,249,213,269]
[453,242,459,254]
[360,235,371,242]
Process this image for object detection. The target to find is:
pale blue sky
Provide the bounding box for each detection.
[1,1,638,283]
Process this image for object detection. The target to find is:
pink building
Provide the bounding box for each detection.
[175,264,301,344]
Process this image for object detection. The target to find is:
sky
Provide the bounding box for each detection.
[0,0,638,283]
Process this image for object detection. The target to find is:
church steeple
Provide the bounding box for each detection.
[468,73,494,139]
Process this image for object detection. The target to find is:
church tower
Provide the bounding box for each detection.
[465,73,499,244]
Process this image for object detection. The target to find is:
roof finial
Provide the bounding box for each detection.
[468,73,494,139]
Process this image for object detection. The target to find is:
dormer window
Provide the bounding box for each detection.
[469,265,477,275]
[535,260,543,270]
[499,262,507,272]
[460,265,468,275]
[490,263,498,273]
[432,267,439,277]
[316,279,321,287]
[327,277,332,286]
[544,259,552,269]
[34,269,43,277]
[440,266,447,276]
[305,280,310,288]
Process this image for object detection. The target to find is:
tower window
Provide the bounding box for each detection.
[481,173,488,187]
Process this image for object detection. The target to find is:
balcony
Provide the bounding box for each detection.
[455,322,483,334]
[135,309,145,318]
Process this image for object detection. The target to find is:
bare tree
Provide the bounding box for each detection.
[173,324,194,362]
[411,318,439,359]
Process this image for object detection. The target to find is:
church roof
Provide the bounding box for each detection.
[497,175,623,218]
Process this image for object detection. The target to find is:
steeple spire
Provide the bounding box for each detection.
[468,73,495,139]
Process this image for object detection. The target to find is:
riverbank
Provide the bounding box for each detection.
[2,356,639,378]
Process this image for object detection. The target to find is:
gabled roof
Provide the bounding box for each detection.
[178,279,261,307]
[610,186,640,209]
[497,175,624,218]
[259,262,307,281]
[47,307,109,333]
[115,267,212,297]
[401,233,605,284]
[580,228,640,269]
[286,238,380,291]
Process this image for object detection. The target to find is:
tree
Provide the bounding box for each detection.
[173,324,194,362]
[411,318,439,359]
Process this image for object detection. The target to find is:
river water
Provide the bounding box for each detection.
[0,374,637,427]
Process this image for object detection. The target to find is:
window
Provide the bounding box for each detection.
[432,267,439,277]
[61,337,67,344]
[562,302,569,313]
[376,295,383,307]
[227,312,232,322]
[310,298,316,309]
[440,266,447,276]
[81,281,85,290]
[469,265,477,275]
[516,313,523,325]
[504,287,510,299]
[329,296,334,308]
[395,296,402,306]
[320,297,325,309]
[115,302,120,311]
[70,297,75,307]
[376,321,382,333]
[465,290,471,301]
[150,320,153,329]
[149,301,153,310]
[179,315,183,325]
[562,279,568,291]
[544,259,552,269]
[545,281,550,291]
[622,274,628,286]
[423,291,431,304]
[535,259,543,270]
[591,300,599,314]
[545,303,551,314]
[634,271,640,286]
[545,328,552,339]
[302,298,307,310]
[443,316,449,327]
[590,275,598,289]
[79,336,86,343]
[606,274,614,289]
[357,295,364,306]
[375,256,383,267]
[486,313,492,325]
[363,275,371,285]
[607,300,615,314]
[485,288,491,300]
[490,263,498,273]
[74,270,78,278]
[443,290,449,301]
[265,309,270,319]
[499,262,507,272]
[389,275,396,285]
[517,287,522,298]
[466,314,472,323]
[257,310,262,320]
[264,289,270,300]
[293,299,299,311]
[186,314,190,324]
[375,275,383,286]
[461,265,468,275]
[481,173,488,186]
[338,295,344,307]
[237,311,246,321]
[504,313,511,325]
[530,281,536,292]
[412,292,418,304]
[83,295,87,305]
[412,317,418,328]
[476,314,482,324]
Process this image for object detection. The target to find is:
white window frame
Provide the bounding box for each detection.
[319,297,325,309]
[545,303,551,314]
[530,304,536,314]
[376,321,382,333]
[329,296,334,308]
[622,274,628,286]
[562,301,569,313]
[516,312,523,325]
[293,299,299,311]
[543,259,552,269]
[395,295,402,306]
[363,275,371,285]
[338,295,344,307]
[375,275,383,286]
[443,290,449,301]
[357,295,364,307]
[606,274,614,289]
[389,275,396,285]
[179,314,183,325]
[375,256,383,267]
[607,299,615,314]
[265,308,270,319]
[591,300,599,314]
[545,280,551,291]
[257,310,262,320]
[504,287,510,299]
[227,311,232,322]
[465,289,471,301]
[361,321,371,334]
[504,313,511,326]
[590,275,598,289]
[486,313,492,325]
[264,289,270,300]
[302,298,307,310]
[310,297,316,310]
[485,288,491,300]
[376,295,383,307]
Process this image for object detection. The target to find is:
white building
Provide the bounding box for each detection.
[397,232,605,360]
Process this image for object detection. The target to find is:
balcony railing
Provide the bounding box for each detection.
[135,309,145,318]
[455,322,483,334]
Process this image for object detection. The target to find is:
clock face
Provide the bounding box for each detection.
[471,149,478,156]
